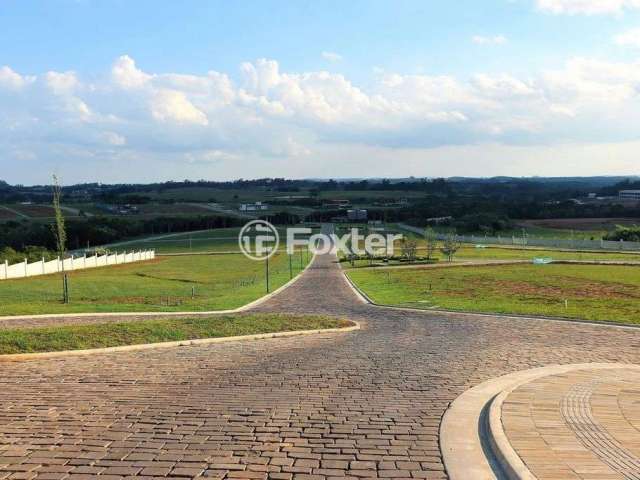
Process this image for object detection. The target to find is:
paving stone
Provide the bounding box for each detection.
[1,254,639,480]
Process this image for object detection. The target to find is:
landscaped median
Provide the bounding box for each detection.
[346,262,640,324]
[0,314,356,359]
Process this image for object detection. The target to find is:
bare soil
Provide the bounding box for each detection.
[518,218,639,231]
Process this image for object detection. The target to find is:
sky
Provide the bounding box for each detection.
[2,0,640,184]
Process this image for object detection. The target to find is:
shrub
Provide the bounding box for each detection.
[604,226,640,242]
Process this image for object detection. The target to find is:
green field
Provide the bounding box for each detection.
[341,238,640,267]
[107,227,248,253]
[0,314,350,355]
[105,227,317,254]
[0,251,312,316]
[347,263,640,324]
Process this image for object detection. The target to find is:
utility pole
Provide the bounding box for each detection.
[265,254,270,293]
[289,253,293,279]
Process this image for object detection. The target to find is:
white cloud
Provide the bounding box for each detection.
[321,51,343,62]
[3,54,640,182]
[0,66,33,90]
[100,131,127,146]
[44,71,79,94]
[536,0,640,15]
[614,28,640,47]
[150,89,209,126]
[472,35,508,45]
[111,55,152,89]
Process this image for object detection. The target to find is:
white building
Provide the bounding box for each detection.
[619,190,640,201]
[239,201,269,212]
[347,209,367,221]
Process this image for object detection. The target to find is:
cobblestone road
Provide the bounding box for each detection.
[1,254,640,479]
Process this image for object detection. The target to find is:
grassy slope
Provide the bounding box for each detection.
[105,227,317,254]
[348,263,640,324]
[0,314,350,354]
[0,251,312,316]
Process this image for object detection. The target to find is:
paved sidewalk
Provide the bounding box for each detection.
[1,254,640,479]
[502,367,640,479]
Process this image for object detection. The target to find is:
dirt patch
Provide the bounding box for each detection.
[10,205,56,217]
[0,206,20,220]
[492,278,640,300]
[518,218,639,231]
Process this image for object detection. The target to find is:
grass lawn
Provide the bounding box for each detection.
[347,263,640,324]
[0,314,351,355]
[0,251,312,316]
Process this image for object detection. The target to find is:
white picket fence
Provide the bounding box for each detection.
[0,250,155,281]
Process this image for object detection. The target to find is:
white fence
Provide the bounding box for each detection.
[397,223,640,252]
[0,250,155,281]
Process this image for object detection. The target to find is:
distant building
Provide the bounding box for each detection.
[619,190,640,201]
[347,209,368,221]
[239,201,269,212]
[587,193,597,199]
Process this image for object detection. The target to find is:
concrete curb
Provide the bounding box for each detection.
[337,260,373,305]
[341,269,640,331]
[0,320,360,362]
[0,253,317,323]
[440,363,640,480]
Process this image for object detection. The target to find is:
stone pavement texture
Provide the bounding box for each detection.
[1,253,640,479]
[502,367,640,480]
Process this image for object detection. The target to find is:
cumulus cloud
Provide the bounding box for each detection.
[471,35,508,45]
[3,54,640,182]
[112,55,152,89]
[614,28,640,47]
[536,0,640,15]
[151,89,209,126]
[0,66,33,90]
[321,51,343,62]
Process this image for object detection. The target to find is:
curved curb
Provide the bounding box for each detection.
[338,261,373,305]
[0,253,317,323]
[440,363,640,480]
[341,269,640,331]
[0,320,360,362]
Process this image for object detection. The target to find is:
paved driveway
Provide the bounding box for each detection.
[1,254,639,479]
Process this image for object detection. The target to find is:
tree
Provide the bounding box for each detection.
[52,174,69,303]
[424,227,437,261]
[440,231,460,263]
[400,238,418,263]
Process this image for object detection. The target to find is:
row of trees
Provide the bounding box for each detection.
[398,228,460,263]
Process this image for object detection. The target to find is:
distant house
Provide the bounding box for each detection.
[619,190,640,201]
[347,209,368,221]
[239,201,269,212]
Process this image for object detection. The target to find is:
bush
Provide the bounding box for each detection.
[0,246,57,265]
[453,213,514,234]
[604,226,640,242]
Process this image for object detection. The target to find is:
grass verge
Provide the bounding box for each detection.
[0,251,312,316]
[0,314,351,355]
[347,263,640,324]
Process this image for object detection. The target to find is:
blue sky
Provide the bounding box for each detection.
[2,0,640,183]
